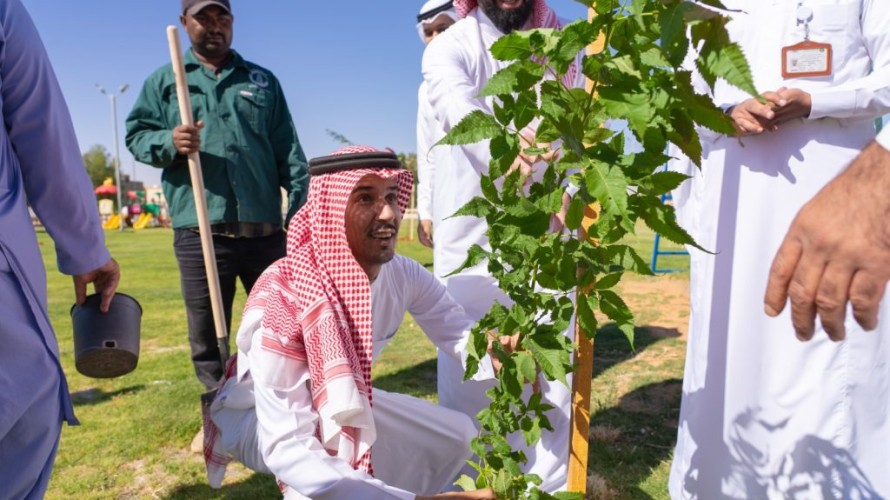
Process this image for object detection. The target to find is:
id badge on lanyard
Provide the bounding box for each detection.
[781,2,833,78]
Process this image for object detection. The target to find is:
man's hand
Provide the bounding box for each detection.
[765,142,890,341]
[487,331,519,372]
[769,87,812,126]
[172,121,204,155]
[418,219,434,248]
[417,487,496,499]
[73,258,121,313]
[729,96,779,136]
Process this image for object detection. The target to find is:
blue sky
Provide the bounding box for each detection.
[23,0,589,187]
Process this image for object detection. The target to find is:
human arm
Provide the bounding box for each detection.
[416,83,436,247]
[250,333,415,499]
[269,80,308,226]
[0,0,112,278]
[764,138,890,341]
[402,259,495,380]
[422,32,495,175]
[124,75,184,168]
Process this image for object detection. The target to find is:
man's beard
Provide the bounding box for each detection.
[478,0,533,33]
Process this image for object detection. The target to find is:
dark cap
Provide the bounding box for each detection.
[182,0,231,16]
[308,151,403,176]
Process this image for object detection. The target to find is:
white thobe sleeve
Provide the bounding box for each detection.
[416,83,435,222]
[422,37,493,175]
[401,259,495,380]
[251,333,415,500]
[877,126,890,150]
[808,0,890,120]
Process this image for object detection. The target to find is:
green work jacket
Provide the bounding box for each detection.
[125,49,308,229]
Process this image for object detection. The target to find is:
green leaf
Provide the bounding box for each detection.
[482,60,546,96]
[452,197,493,219]
[594,272,622,290]
[515,351,537,384]
[584,160,629,218]
[520,415,543,446]
[552,20,599,68]
[598,289,633,324]
[641,170,689,196]
[565,196,585,231]
[454,475,477,492]
[446,244,490,277]
[660,2,693,66]
[701,41,758,96]
[633,195,700,248]
[575,293,599,340]
[514,89,539,131]
[526,337,569,386]
[492,468,513,498]
[489,31,534,61]
[597,86,655,139]
[438,110,502,146]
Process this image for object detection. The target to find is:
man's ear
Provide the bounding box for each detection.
[180,14,187,26]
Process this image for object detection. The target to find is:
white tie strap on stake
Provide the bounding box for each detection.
[166,25,230,364]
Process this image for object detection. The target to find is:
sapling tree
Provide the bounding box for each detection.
[438,1,756,498]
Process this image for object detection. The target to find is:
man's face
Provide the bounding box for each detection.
[344,175,402,279]
[180,5,233,60]
[422,14,456,44]
[478,0,533,33]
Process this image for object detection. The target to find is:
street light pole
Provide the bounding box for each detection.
[96,83,129,232]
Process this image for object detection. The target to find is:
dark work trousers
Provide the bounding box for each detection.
[173,229,286,389]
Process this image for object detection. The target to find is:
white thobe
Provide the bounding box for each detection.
[671,1,890,498]
[422,7,583,493]
[211,255,491,499]
[416,81,438,222]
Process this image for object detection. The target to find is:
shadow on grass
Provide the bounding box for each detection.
[593,322,679,377]
[165,472,280,499]
[373,358,437,399]
[70,385,146,406]
[587,378,682,499]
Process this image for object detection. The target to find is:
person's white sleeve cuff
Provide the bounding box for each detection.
[808,89,855,120]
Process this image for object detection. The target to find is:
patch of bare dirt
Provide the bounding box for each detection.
[619,276,690,340]
[586,472,619,499]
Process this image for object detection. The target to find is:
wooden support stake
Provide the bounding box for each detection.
[167,26,229,364]
[566,9,606,494]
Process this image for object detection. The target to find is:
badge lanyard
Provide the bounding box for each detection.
[781,1,833,78]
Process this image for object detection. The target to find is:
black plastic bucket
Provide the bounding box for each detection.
[70,293,142,378]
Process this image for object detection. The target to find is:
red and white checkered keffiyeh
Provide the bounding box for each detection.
[252,145,411,472]
[202,146,413,487]
[455,0,579,87]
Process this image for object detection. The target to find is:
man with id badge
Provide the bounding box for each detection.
[670,1,890,498]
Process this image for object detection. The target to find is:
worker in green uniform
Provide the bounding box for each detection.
[125,0,308,434]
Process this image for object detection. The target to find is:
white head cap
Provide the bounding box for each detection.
[416,0,457,42]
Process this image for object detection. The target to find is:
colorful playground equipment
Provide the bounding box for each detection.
[102,214,121,230]
[133,212,153,229]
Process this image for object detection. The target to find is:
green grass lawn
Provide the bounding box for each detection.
[37,225,688,499]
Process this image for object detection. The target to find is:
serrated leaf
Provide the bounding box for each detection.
[438,110,502,146]
[553,20,599,66]
[520,415,543,446]
[489,31,534,61]
[565,195,585,231]
[452,197,493,219]
[446,243,490,276]
[598,289,633,324]
[594,272,622,290]
[514,89,539,130]
[584,161,629,218]
[642,170,689,196]
[482,60,546,96]
[702,41,757,96]
[576,293,599,340]
[515,351,537,384]
[661,2,693,66]
[492,468,513,498]
[633,195,700,248]
[526,338,569,386]
[598,86,655,139]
